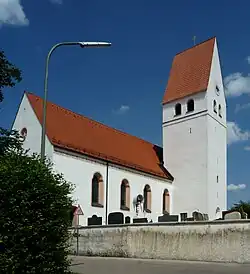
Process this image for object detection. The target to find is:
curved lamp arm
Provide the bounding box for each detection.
[40,41,111,161]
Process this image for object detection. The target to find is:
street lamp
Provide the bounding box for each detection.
[40,41,112,162]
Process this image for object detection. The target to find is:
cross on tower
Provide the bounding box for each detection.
[192,36,196,46]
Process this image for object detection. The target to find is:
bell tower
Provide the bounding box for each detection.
[162,37,227,220]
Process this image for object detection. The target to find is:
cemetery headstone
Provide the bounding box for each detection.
[108,212,124,225]
[242,212,248,219]
[203,214,209,220]
[133,218,148,223]
[186,217,194,221]
[224,211,241,220]
[87,215,102,226]
[180,212,188,221]
[158,214,179,222]
[125,216,131,224]
[192,211,204,221]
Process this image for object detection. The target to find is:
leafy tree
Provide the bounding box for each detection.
[0,129,75,273]
[0,128,23,156]
[0,50,22,103]
[230,200,250,219]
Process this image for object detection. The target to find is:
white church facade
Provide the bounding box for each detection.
[12,37,227,226]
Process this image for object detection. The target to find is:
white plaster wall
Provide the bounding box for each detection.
[207,116,227,219]
[206,38,227,218]
[69,220,250,263]
[162,92,207,124]
[12,93,54,161]
[162,92,208,217]
[108,164,173,222]
[53,149,172,226]
[206,39,227,126]
[53,150,107,227]
[163,112,208,217]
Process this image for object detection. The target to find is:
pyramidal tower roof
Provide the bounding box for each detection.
[162,37,216,104]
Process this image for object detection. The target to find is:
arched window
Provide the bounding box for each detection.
[143,184,152,213]
[187,99,194,112]
[213,100,217,113]
[218,104,222,117]
[162,189,170,214]
[120,179,130,210]
[175,103,181,116]
[91,172,104,207]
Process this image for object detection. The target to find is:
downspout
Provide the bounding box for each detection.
[105,162,109,225]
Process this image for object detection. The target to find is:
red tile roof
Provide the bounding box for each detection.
[26,92,173,180]
[162,37,216,104]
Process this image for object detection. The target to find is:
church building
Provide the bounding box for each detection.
[12,37,227,225]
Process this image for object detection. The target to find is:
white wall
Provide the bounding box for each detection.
[162,92,207,124]
[108,164,173,222]
[162,92,208,218]
[12,93,54,161]
[163,115,208,216]
[206,39,227,218]
[69,220,250,263]
[207,116,227,219]
[53,149,173,226]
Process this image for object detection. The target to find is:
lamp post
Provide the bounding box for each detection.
[40,41,112,162]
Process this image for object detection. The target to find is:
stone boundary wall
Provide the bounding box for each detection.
[69,220,250,263]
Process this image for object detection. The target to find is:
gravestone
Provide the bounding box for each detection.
[224,211,241,220]
[158,214,179,222]
[186,217,194,221]
[180,212,188,221]
[125,216,131,224]
[133,218,148,223]
[222,209,239,219]
[242,212,248,219]
[108,212,124,225]
[87,215,102,226]
[203,214,209,220]
[192,211,204,221]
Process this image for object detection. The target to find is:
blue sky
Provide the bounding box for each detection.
[0,0,250,208]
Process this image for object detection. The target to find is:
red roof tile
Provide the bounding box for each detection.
[162,37,215,104]
[26,92,173,180]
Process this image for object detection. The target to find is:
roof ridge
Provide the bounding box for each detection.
[175,36,216,57]
[25,91,161,149]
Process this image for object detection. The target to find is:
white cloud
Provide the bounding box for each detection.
[113,105,130,115]
[0,0,29,26]
[224,72,250,97]
[227,184,246,191]
[246,56,250,64]
[227,121,250,145]
[235,102,250,113]
[50,0,63,4]
[244,146,250,151]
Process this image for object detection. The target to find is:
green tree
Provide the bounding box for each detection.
[0,128,23,155]
[0,130,75,273]
[0,50,22,103]
[231,200,250,219]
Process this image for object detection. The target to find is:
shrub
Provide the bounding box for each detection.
[0,128,74,273]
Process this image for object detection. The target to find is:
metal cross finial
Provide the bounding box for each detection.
[193,36,196,46]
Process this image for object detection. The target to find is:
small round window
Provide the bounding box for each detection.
[20,127,28,139]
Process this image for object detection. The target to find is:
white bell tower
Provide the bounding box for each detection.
[162,37,227,220]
